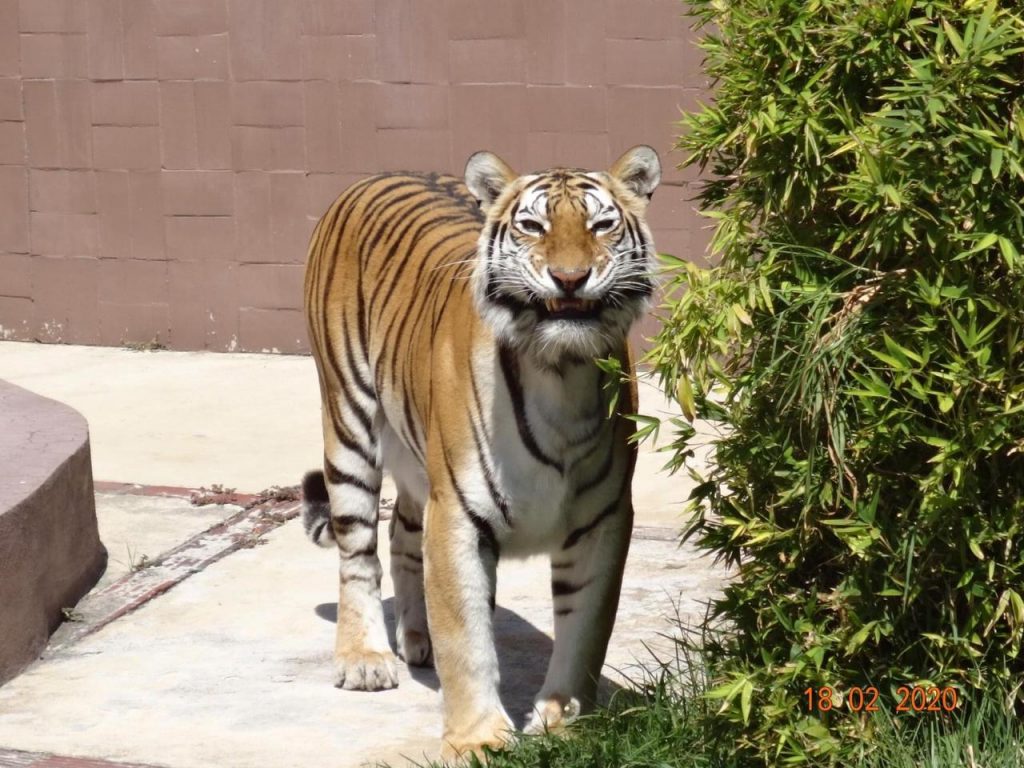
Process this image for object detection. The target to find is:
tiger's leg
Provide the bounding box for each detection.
[389,489,432,666]
[322,405,398,691]
[423,492,513,760]
[525,496,634,734]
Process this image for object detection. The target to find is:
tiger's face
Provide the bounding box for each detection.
[465,146,661,363]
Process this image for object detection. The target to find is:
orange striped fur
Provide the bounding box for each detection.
[301,147,661,760]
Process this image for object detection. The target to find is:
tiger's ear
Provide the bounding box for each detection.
[465,151,517,210]
[609,145,661,202]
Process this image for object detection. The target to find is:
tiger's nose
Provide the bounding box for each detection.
[549,268,592,296]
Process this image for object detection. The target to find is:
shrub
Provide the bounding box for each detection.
[648,0,1024,763]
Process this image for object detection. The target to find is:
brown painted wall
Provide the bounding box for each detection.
[0,0,709,354]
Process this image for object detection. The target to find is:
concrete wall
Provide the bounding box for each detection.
[0,379,106,685]
[0,0,708,353]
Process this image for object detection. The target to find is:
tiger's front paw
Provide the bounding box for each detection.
[441,712,514,765]
[334,649,398,691]
[523,694,580,735]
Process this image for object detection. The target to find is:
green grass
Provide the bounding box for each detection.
[396,642,1024,768]
[856,694,1024,768]
[417,657,746,768]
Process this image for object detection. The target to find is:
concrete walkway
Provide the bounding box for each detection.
[0,342,728,768]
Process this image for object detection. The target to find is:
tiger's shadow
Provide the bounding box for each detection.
[314,598,623,727]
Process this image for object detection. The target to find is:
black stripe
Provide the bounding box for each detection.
[384,227,474,393]
[340,572,377,585]
[498,345,564,474]
[623,217,642,260]
[576,445,614,497]
[324,459,381,495]
[394,229,474,337]
[435,175,483,216]
[375,309,401,394]
[356,183,431,268]
[352,185,435,354]
[395,508,423,533]
[443,449,500,558]
[339,178,379,367]
[566,412,606,448]
[574,417,611,469]
[551,561,573,570]
[467,368,512,525]
[330,416,376,466]
[342,321,375,400]
[317,177,403,368]
[554,608,574,617]
[430,253,471,337]
[469,510,499,559]
[307,206,338,352]
[552,578,591,597]
[328,363,375,435]
[401,393,426,463]
[312,519,330,542]
[562,470,631,550]
[331,514,376,532]
[373,215,468,312]
[396,551,423,563]
[372,226,467,406]
[316,195,366,408]
[354,183,432,259]
[468,365,493,444]
[468,424,511,526]
[340,543,378,559]
[489,290,533,315]
[369,203,450,309]
[482,220,498,275]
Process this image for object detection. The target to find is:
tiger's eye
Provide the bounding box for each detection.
[518,219,545,236]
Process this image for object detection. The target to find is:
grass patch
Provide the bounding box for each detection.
[395,639,1024,768]
[400,643,743,768]
[856,694,1024,768]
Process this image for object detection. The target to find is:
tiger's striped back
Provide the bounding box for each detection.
[304,172,483,427]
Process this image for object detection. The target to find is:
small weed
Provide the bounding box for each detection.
[257,508,295,525]
[190,484,239,506]
[60,607,84,623]
[125,545,153,573]
[236,531,268,549]
[243,484,300,510]
[122,337,166,352]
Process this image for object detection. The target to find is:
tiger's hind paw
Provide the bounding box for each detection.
[523,695,580,735]
[398,628,433,667]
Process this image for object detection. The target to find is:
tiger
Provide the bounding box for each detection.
[300,145,661,760]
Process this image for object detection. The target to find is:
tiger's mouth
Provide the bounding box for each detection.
[538,297,602,321]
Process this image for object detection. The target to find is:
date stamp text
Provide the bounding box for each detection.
[804,686,959,713]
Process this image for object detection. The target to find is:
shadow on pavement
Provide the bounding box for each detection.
[315,598,623,728]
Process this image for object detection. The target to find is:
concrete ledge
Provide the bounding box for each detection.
[0,379,106,685]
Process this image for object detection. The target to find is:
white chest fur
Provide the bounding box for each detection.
[476,349,614,556]
[378,346,621,558]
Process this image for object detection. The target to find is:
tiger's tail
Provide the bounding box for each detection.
[301,470,335,547]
